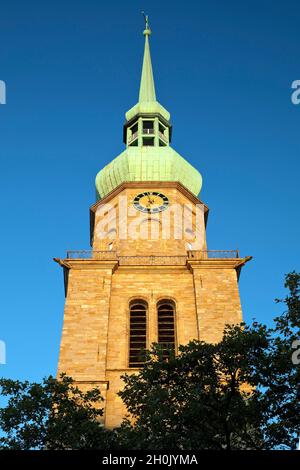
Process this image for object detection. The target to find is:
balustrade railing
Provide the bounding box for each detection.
[65,250,240,263]
[187,250,239,259]
[67,250,117,260]
[118,255,186,266]
[159,131,167,142]
[128,131,138,142]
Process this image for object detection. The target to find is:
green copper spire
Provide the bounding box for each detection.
[138,16,156,103]
[126,16,170,122]
[95,17,203,200]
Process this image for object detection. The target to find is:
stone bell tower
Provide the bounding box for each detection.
[55,19,251,429]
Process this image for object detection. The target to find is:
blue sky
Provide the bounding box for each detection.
[0,0,299,382]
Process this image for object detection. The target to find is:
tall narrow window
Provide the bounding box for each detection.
[157,301,176,360]
[129,301,147,368]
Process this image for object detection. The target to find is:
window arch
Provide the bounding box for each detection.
[129,300,147,368]
[157,300,176,360]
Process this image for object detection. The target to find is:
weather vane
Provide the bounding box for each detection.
[141,11,150,31]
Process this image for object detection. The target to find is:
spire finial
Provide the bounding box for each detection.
[138,12,156,103]
[141,11,151,35]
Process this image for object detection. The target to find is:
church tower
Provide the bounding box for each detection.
[55,19,251,429]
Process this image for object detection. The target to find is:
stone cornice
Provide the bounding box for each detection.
[53,258,118,272]
[187,256,252,270]
[54,256,252,272]
[54,255,251,295]
[187,256,252,281]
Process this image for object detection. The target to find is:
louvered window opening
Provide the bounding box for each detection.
[157,303,175,359]
[129,303,147,368]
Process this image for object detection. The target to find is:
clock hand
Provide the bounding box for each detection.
[147,194,155,205]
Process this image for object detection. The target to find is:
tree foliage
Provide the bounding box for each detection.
[116,272,300,450]
[0,273,299,450]
[0,374,111,449]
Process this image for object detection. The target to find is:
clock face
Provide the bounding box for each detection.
[133,192,169,214]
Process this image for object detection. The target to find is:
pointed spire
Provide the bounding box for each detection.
[139,14,156,103]
[125,15,170,123]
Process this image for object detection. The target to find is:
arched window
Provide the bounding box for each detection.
[129,301,147,368]
[157,301,176,360]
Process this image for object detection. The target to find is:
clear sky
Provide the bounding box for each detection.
[0,0,299,382]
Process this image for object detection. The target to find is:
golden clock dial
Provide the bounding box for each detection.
[133,192,169,213]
